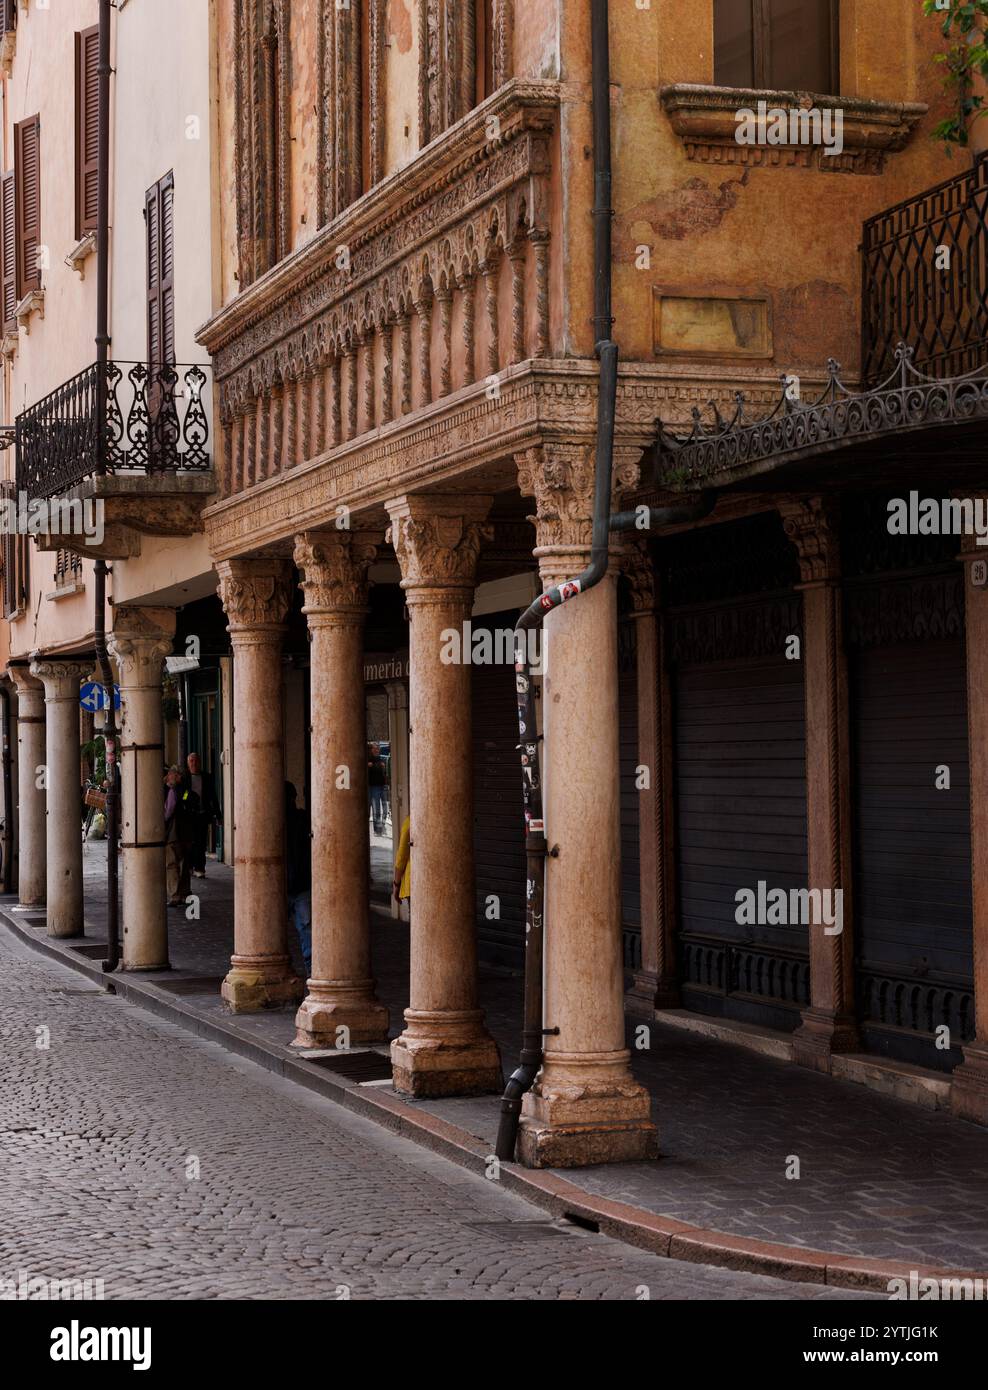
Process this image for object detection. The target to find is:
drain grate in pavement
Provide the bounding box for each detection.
[153,976,227,996]
[68,943,110,958]
[465,1222,573,1242]
[302,1051,393,1082]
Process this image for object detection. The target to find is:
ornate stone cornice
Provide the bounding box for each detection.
[777,496,841,584]
[217,557,293,632]
[294,529,379,615]
[386,496,492,591]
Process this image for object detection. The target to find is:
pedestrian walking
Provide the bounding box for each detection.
[185,751,222,879]
[367,743,388,836]
[164,767,199,907]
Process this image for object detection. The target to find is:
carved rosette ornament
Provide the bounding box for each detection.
[217,557,293,636]
[293,529,379,619]
[387,503,493,594]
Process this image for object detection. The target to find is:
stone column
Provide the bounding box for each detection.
[216,557,303,1011]
[386,678,410,923]
[29,656,92,938]
[778,497,859,1070]
[514,446,656,1167]
[952,510,988,1124]
[385,494,502,1097]
[622,543,680,1016]
[292,530,389,1047]
[108,607,175,971]
[8,661,44,907]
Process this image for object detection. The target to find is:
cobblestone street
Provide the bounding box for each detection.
[0,930,874,1302]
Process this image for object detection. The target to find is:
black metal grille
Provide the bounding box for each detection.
[15,361,211,501]
[862,154,988,384]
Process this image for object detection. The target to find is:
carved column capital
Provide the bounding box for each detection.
[29,656,93,699]
[778,495,841,584]
[620,540,658,617]
[217,557,293,635]
[386,495,493,594]
[7,660,43,698]
[294,529,379,618]
[108,607,176,688]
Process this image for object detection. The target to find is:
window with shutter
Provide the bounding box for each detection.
[75,27,99,238]
[14,115,41,300]
[714,0,839,94]
[1,0,16,38]
[1,171,16,334]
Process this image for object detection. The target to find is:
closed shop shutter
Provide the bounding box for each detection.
[674,649,810,1031]
[850,630,973,1068]
[472,612,526,969]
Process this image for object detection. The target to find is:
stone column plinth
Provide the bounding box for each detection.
[8,662,46,907]
[29,656,91,938]
[622,544,680,1016]
[108,607,175,971]
[514,446,656,1168]
[386,494,502,1097]
[292,530,389,1047]
[217,558,303,1011]
[952,514,988,1124]
[779,497,859,1070]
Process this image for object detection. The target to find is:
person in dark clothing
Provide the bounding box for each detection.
[164,767,200,907]
[185,751,222,878]
[285,782,312,975]
[367,743,387,835]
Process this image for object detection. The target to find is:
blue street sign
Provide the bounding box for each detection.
[79,681,121,713]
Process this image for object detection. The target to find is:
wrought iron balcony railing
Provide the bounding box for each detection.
[16,361,211,502]
[862,153,988,385]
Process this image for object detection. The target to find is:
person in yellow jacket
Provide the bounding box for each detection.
[392,816,411,904]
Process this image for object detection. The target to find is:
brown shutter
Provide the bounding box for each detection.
[1,481,14,619]
[146,171,175,369]
[1,171,16,333]
[14,115,41,299]
[1,0,16,38]
[75,27,99,238]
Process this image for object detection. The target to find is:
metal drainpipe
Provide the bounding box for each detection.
[94,0,119,975]
[495,0,719,1162]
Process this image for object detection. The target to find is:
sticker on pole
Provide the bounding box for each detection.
[80,681,121,713]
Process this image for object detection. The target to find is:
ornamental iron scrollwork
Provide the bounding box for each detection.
[657,345,988,488]
[15,361,212,502]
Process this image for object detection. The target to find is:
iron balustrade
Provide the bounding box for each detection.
[862,153,988,385]
[15,360,211,502]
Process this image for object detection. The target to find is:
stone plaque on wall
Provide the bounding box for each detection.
[653,289,773,359]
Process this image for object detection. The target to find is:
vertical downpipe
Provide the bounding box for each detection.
[94,0,119,974]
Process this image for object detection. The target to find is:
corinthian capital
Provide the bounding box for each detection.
[217,557,293,631]
[777,496,841,584]
[516,443,642,552]
[29,656,93,697]
[386,495,493,590]
[294,529,380,615]
[108,607,176,687]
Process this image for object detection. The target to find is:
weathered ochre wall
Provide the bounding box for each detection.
[559,0,959,375]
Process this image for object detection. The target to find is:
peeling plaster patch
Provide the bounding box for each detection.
[615,172,749,256]
[390,0,413,55]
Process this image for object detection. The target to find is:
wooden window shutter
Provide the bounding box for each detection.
[14,115,41,300]
[1,0,16,38]
[146,171,175,369]
[75,27,99,238]
[1,482,14,618]
[1,171,16,333]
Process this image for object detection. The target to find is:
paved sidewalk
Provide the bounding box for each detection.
[6,838,988,1282]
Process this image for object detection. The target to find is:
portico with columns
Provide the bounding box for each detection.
[7,661,47,910]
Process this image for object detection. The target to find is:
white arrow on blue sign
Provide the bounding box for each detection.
[79,681,121,713]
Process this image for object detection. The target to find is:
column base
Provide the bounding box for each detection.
[119,958,170,973]
[47,920,83,941]
[221,956,304,1013]
[293,983,389,1048]
[391,1009,502,1097]
[517,1051,658,1169]
[792,1006,860,1073]
[625,970,680,1018]
[950,1042,988,1127]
